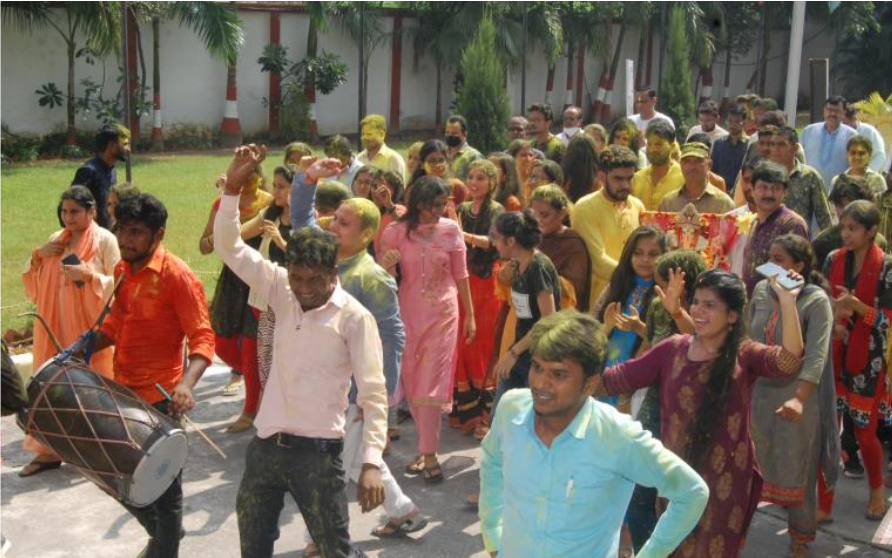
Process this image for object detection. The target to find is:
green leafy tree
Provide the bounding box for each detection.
[454,17,510,154]
[660,5,695,140]
[3,2,120,145]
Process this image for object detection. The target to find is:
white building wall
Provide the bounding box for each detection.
[0,9,845,140]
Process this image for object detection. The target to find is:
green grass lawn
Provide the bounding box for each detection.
[1,142,417,334]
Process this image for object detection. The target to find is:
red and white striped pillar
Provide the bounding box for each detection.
[268,12,281,138]
[221,63,242,147]
[544,64,556,107]
[699,67,714,106]
[575,42,585,109]
[150,18,163,150]
[563,47,574,110]
[593,74,613,123]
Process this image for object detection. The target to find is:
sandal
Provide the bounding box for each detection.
[301,545,321,558]
[423,463,444,484]
[371,514,429,538]
[788,541,808,558]
[18,458,62,478]
[473,425,490,441]
[221,374,243,396]
[405,456,425,475]
[866,502,889,521]
[618,545,635,558]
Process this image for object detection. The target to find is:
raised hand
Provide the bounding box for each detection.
[373,183,394,210]
[306,157,344,182]
[225,144,268,194]
[655,268,686,316]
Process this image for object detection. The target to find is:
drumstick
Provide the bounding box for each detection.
[155,383,227,460]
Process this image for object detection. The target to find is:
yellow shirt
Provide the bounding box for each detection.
[631,162,685,211]
[570,190,645,306]
[357,143,408,184]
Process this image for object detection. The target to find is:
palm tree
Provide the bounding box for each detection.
[130,2,242,150]
[3,1,119,145]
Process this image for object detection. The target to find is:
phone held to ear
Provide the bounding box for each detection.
[755,262,804,291]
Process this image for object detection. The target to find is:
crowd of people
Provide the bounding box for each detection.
[12,85,892,558]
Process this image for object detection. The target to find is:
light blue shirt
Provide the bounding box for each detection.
[854,121,887,172]
[800,122,857,190]
[480,389,708,558]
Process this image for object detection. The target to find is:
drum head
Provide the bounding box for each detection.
[127,430,188,507]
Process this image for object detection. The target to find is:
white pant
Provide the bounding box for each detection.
[304,405,415,544]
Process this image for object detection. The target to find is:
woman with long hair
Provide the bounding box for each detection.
[379,176,476,483]
[609,117,646,170]
[406,141,424,178]
[490,210,561,403]
[453,160,505,437]
[508,139,541,188]
[601,269,804,558]
[594,226,667,408]
[625,250,705,552]
[750,234,839,557]
[488,151,524,210]
[818,200,892,523]
[369,168,407,257]
[562,134,600,202]
[199,166,272,430]
[408,139,450,188]
[238,165,295,408]
[529,185,591,311]
[20,186,120,476]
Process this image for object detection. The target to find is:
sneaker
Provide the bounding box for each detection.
[844,460,866,479]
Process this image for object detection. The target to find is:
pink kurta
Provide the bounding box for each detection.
[380,218,467,411]
[604,335,801,558]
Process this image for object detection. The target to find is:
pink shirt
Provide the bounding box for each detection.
[214,194,388,467]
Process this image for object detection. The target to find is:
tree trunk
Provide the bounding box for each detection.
[699,64,714,105]
[720,47,732,113]
[544,63,555,106]
[758,4,770,96]
[635,24,647,89]
[151,17,163,151]
[304,18,319,141]
[597,22,627,123]
[645,28,653,87]
[575,41,585,109]
[220,63,242,147]
[564,44,574,110]
[435,62,442,134]
[66,39,76,145]
[126,8,141,145]
[268,13,281,139]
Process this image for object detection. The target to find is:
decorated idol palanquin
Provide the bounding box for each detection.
[641,203,755,269]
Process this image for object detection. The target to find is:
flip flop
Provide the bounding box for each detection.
[866,502,889,521]
[18,459,62,477]
[301,548,321,558]
[423,464,444,484]
[405,456,425,475]
[371,516,429,538]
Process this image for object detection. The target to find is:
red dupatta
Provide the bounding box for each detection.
[830,244,884,375]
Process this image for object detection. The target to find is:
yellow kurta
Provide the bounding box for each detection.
[570,190,645,307]
[631,162,685,211]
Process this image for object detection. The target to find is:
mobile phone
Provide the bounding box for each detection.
[61,253,84,287]
[61,253,81,266]
[755,262,803,290]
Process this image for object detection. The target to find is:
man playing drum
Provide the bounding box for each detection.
[92,193,215,558]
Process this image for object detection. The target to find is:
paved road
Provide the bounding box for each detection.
[2,366,890,557]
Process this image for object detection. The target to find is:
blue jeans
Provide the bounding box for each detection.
[494,351,532,412]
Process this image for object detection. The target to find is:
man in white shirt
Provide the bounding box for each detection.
[218,145,388,558]
[557,105,583,145]
[687,100,728,144]
[629,87,675,144]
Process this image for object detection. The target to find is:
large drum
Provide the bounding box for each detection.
[16,359,188,506]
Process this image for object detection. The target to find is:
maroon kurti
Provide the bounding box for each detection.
[603,335,801,558]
